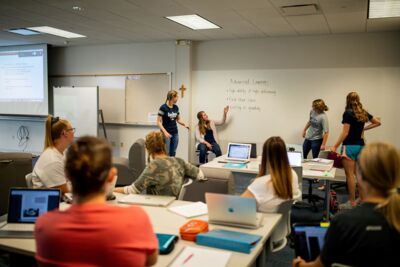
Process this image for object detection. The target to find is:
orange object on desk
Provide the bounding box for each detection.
[179,219,209,241]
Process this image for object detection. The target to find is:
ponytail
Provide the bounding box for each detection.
[165,90,178,104]
[44,115,69,150]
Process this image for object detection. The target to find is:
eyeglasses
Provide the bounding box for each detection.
[65,128,76,133]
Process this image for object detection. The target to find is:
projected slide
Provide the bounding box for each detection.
[0,49,44,101]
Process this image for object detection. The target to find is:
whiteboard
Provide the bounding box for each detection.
[125,74,170,124]
[53,86,98,137]
[192,68,400,149]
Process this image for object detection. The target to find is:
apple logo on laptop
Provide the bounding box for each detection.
[228,207,234,213]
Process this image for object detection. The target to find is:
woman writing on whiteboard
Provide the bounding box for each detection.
[157,90,189,157]
[195,106,229,164]
[330,92,381,209]
[32,115,75,195]
[302,99,329,159]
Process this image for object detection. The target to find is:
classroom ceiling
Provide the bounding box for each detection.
[1,0,400,47]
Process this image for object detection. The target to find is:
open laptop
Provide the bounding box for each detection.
[293,223,329,261]
[118,194,176,207]
[224,143,251,163]
[205,193,263,229]
[288,151,303,167]
[0,188,61,238]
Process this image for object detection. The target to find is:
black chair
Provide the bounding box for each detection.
[0,152,32,216]
[179,177,229,202]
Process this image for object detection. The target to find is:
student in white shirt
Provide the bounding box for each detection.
[242,136,301,213]
[32,115,75,195]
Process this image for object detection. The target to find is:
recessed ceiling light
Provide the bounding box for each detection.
[165,14,220,30]
[27,26,86,38]
[369,0,400,18]
[6,28,41,36]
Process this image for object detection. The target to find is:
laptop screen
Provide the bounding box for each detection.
[227,143,251,160]
[7,188,60,223]
[288,151,302,167]
[293,224,329,261]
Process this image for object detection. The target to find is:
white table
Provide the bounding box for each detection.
[0,195,282,267]
[201,156,338,220]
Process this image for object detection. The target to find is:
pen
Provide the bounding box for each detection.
[182,253,194,265]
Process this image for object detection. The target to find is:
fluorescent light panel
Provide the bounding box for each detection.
[369,0,400,18]
[166,14,220,30]
[27,26,86,38]
[6,28,41,36]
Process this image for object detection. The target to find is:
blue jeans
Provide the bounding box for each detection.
[165,133,179,157]
[197,142,222,164]
[303,138,323,159]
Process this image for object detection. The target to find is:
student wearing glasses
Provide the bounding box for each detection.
[35,136,158,266]
[32,115,75,195]
[292,142,400,267]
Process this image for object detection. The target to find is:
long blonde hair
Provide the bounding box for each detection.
[358,142,400,232]
[346,92,369,122]
[165,90,178,104]
[259,136,293,199]
[197,111,210,135]
[44,115,69,149]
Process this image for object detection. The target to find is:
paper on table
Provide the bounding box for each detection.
[169,246,231,267]
[168,202,208,218]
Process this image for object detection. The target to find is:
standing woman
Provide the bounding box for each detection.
[195,106,229,164]
[32,115,75,195]
[302,99,329,159]
[331,92,381,208]
[157,90,189,156]
[242,136,301,213]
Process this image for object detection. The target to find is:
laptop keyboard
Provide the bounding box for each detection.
[1,223,34,231]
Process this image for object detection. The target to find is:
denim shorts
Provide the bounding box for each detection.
[341,145,363,161]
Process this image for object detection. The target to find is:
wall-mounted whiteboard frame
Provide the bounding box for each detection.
[53,86,99,137]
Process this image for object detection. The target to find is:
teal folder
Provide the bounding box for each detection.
[196,229,262,254]
[223,162,247,169]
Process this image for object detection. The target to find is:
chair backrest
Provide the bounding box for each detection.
[292,166,303,200]
[25,172,34,188]
[270,199,294,252]
[180,177,229,202]
[0,152,32,216]
[178,178,193,200]
[129,138,146,179]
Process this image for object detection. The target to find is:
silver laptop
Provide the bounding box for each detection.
[288,151,302,167]
[224,143,252,163]
[0,188,61,238]
[118,194,175,207]
[205,193,263,229]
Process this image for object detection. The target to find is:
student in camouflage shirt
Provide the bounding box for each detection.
[115,131,205,197]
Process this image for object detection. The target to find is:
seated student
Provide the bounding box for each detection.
[32,115,74,195]
[241,136,301,212]
[292,142,400,267]
[35,136,158,267]
[195,106,229,164]
[115,131,205,197]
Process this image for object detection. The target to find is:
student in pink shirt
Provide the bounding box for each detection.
[34,136,158,267]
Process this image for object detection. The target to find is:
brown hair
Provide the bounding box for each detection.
[259,136,293,199]
[358,142,400,232]
[197,111,210,135]
[346,92,369,122]
[145,131,167,160]
[65,136,112,197]
[312,99,328,113]
[44,115,70,149]
[165,90,178,104]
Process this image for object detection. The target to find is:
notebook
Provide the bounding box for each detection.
[224,143,251,163]
[205,193,263,229]
[287,151,303,167]
[293,223,329,261]
[170,246,231,267]
[118,194,176,207]
[0,188,61,238]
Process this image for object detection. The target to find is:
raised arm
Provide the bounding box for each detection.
[215,105,229,126]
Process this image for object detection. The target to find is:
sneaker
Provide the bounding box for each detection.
[318,185,326,191]
[339,201,356,210]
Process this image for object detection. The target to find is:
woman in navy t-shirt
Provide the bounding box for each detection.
[157,90,189,156]
[331,92,381,209]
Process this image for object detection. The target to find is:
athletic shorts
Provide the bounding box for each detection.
[341,145,363,161]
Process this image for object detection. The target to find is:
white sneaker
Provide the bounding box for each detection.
[339,201,356,210]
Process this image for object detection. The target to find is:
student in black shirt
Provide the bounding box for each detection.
[293,142,400,267]
[157,90,189,157]
[331,92,381,208]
